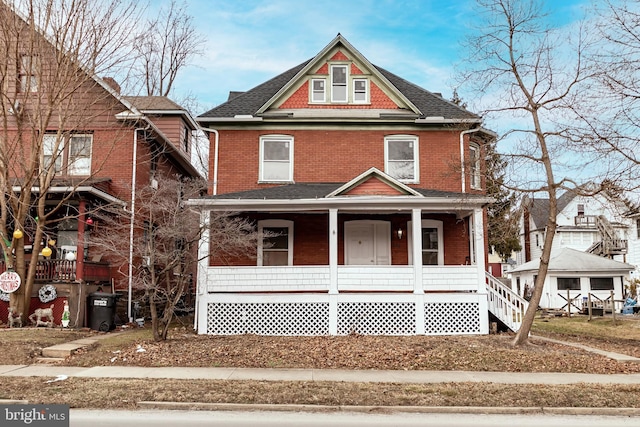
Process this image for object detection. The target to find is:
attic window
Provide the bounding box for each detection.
[331,64,348,102]
[353,79,368,103]
[311,79,325,102]
[577,204,584,216]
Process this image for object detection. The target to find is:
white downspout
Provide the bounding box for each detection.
[459,127,481,193]
[210,129,219,195]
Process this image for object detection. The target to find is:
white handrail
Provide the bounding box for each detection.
[485,272,528,332]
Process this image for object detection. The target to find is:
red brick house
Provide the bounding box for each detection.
[193,34,524,335]
[0,4,201,326]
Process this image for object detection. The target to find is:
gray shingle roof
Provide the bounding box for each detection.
[203,183,487,200]
[511,247,634,273]
[198,62,478,121]
[528,191,578,229]
[199,61,311,118]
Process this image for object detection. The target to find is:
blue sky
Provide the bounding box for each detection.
[165,0,591,115]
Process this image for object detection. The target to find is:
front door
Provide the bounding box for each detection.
[344,221,391,265]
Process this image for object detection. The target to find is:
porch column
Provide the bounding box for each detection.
[195,209,211,333]
[473,207,487,292]
[411,208,423,294]
[329,209,338,295]
[76,199,86,281]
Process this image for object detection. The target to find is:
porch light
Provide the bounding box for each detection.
[41,246,52,257]
[13,229,23,239]
[396,227,403,240]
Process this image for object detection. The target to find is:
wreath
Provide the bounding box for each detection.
[0,290,9,302]
[38,284,57,303]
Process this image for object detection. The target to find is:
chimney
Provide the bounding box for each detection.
[102,77,121,94]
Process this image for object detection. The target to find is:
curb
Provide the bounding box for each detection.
[137,401,640,416]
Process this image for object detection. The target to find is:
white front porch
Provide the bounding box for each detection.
[196,265,489,336]
[193,193,494,336]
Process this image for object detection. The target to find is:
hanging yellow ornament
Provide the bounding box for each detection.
[13,229,23,239]
[41,246,52,257]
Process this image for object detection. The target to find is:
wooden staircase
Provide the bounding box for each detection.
[485,272,528,332]
[586,215,627,257]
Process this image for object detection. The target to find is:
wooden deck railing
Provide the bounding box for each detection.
[0,259,110,283]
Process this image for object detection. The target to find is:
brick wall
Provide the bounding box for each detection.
[213,129,464,194]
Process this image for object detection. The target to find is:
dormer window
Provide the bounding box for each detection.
[331,64,348,102]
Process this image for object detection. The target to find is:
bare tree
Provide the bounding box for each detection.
[132,0,205,98]
[0,0,142,322]
[457,0,600,345]
[91,175,259,341]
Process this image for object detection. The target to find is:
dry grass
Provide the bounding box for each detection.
[3,314,640,409]
[0,328,95,365]
[1,378,639,410]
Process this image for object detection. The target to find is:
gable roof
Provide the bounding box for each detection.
[511,247,634,273]
[198,34,479,123]
[327,167,423,197]
[526,190,579,230]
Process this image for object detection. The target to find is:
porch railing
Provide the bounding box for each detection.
[204,265,481,293]
[0,259,110,283]
[485,272,528,332]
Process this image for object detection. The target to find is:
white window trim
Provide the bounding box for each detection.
[407,219,444,266]
[310,78,326,103]
[330,64,349,103]
[469,143,481,190]
[42,133,63,174]
[257,219,294,266]
[384,135,419,183]
[259,135,294,183]
[67,133,93,176]
[353,78,369,104]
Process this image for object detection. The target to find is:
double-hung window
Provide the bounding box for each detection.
[67,134,92,175]
[43,134,63,173]
[19,55,38,92]
[469,143,481,189]
[42,133,92,176]
[353,78,368,103]
[311,79,326,102]
[331,64,348,102]
[384,135,419,183]
[258,220,293,266]
[260,135,293,182]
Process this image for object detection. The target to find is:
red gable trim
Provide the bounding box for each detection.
[343,177,405,196]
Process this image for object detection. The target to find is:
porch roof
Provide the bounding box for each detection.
[188,182,492,213]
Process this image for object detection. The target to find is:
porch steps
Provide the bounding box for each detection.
[485,272,528,333]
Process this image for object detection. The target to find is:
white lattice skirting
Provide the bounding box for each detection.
[201,294,488,336]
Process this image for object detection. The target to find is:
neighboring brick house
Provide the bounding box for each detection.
[192,35,522,335]
[0,4,201,326]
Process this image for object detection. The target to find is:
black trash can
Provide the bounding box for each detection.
[87,292,117,332]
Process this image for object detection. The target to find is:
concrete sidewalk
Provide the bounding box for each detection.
[2,364,640,385]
